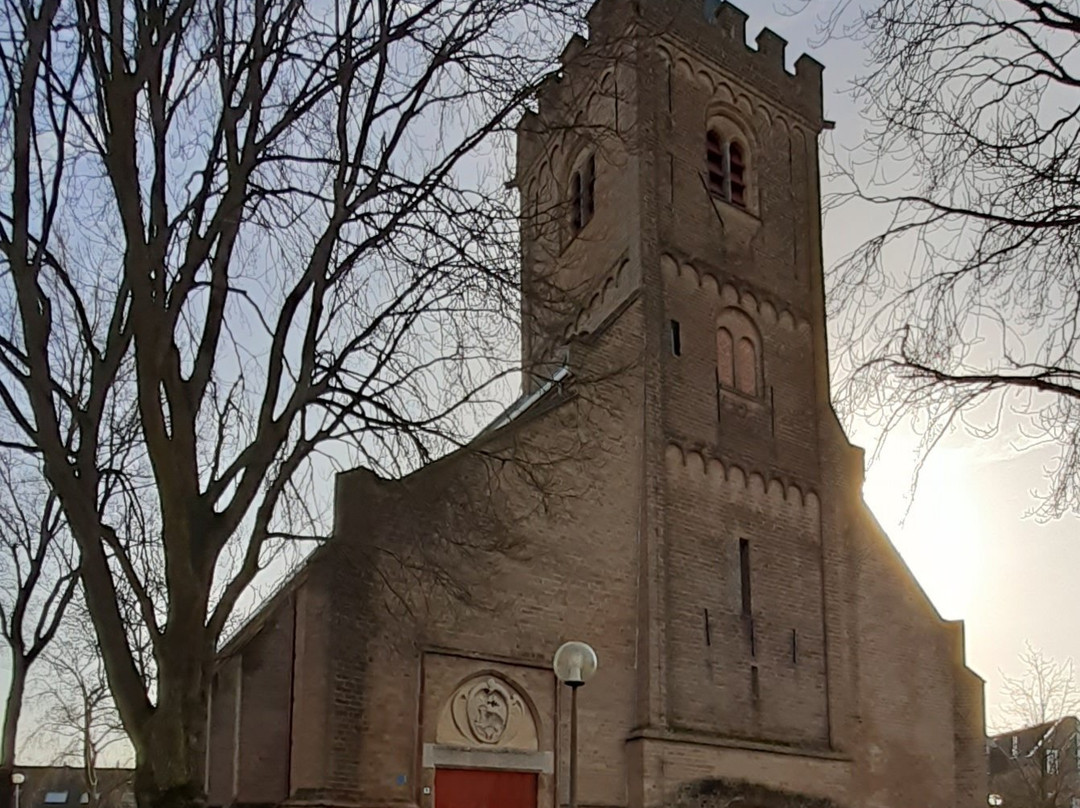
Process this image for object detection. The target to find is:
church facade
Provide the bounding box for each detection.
[205,3,988,808]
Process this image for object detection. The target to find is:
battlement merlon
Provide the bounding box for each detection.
[589,0,824,123]
[513,0,825,185]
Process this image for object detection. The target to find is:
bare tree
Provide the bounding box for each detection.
[999,646,1080,733]
[990,646,1080,808]
[0,453,78,805]
[820,0,1080,514]
[31,609,133,808]
[0,1,591,807]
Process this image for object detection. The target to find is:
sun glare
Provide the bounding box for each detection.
[861,439,986,620]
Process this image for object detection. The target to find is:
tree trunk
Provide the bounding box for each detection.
[0,651,27,808]
[133,711,208,808]
[130,630,211,808]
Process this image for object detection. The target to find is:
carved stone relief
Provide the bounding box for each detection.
[436,675,539,751]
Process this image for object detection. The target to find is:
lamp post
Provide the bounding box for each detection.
[12,772,24,808]
[553,641,598,808]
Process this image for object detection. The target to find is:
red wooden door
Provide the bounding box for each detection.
[435,769,538,808]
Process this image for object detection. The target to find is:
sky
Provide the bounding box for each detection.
[756,0,1080,724]
[4,0,1077,764]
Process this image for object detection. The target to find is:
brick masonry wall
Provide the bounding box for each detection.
[662,447,828,747]
[328,302,646,808]
[235,598,295,805]
[846,509,964,808]
[206,656,239,807]
[288,574,333,798]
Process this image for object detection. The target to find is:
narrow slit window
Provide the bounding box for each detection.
[583,155,596,222]
[739,538,752,617]
[570,171,583,232]
[531,188,541,241]
[670,320,682,356]
[751,665,760,702]
[791,629,798,664]
[570,155,596,235]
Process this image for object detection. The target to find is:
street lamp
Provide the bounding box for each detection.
[12,772,24,808]
[553,641,598,808]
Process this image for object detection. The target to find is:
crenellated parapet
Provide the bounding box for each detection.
[589,0,824,124]
[516,0,823,184]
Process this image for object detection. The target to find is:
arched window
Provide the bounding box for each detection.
[570,154,596,234]
[716,308,761,398]
[717,327,734,388]
[729,142,746,207]
[735,336,757,396]
[705,130,749,209]
[707,131,725,196]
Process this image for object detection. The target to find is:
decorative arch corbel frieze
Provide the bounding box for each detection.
[664,441,820,530]
[660,253,810,332]
[657,41,815,140]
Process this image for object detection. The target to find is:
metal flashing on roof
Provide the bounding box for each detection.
[481,365,571,435]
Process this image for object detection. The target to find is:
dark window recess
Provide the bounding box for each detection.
[751,665,760,702]
[706,130,725,195]
[740,539,755,657]
[791,629,798,664]
[670,320,682,356]
[570,155,596,234]
[669,153,675,203]
[715,367,723,422]
[583,155,596,221]
[570,171,583,231]
[705,131,749,209]
[729,141,746,207]
[739,539,752,616]
[704,607,711,646]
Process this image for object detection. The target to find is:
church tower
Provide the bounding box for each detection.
[514,0,844,760]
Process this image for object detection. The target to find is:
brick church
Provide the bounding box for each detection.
[206,2,988,808]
